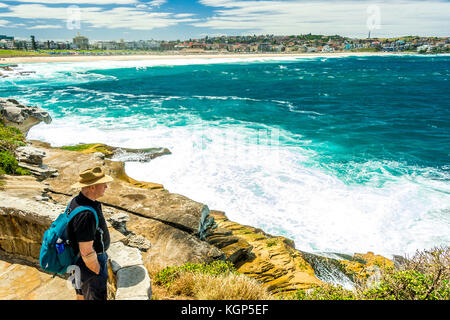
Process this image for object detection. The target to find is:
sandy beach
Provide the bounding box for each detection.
[0,51,412,64]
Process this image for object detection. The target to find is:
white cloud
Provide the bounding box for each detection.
[0,19,9,26]
[29,24,63,29]
[8,0,138,4]
[148,0,167,7]
[0,3,199,31]
[174,13,196,18]
[195,0,450,37]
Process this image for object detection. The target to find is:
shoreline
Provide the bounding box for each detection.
[0,51,414,64]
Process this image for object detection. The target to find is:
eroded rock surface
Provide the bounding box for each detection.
[0,98,52,135]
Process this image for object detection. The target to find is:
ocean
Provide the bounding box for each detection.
[1,54,449,259]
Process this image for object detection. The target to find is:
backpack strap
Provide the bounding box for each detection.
[67,205,105,255]
[67,206,99,229]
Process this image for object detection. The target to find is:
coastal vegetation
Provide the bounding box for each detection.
[0,49,49,57]
[59,143,115,155]
[149,247,449,300]
[1,34,448,57]
[1,98,447,300]
[0,122,29,176]
[291,246,449,300]
[151,260,274,300]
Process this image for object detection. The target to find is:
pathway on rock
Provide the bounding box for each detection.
[0,258,75,300]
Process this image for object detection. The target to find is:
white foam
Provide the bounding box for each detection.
[28,117,450,258]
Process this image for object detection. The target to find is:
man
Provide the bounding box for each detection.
[67,166,113,300]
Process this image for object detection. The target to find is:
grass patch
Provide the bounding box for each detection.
[0,122,26,152]
[294,284,357,300]
[152,260,274,300]
[59,143,114,156]
[350,48,380,52]
[0,49,50,57]
[154,260,237,288]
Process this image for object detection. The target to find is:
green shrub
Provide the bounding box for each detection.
[361,269,448,300]
[0,123,30,176]
[291,247,449,300]
[0,122,26,153]
[361,247,450,300]
[0,150,19,174]
[0,150,30,175]
[294,284,357,300]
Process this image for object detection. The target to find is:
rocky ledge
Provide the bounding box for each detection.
[0,99,394,299]
[0,98,51,136]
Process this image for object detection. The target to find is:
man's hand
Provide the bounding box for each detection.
[79,241,100,274]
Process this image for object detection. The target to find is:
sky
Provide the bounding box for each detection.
[0,0,449,41]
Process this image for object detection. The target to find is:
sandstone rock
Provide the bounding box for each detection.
[111,146,171,162]
[338,251,394,282]
[299,251,354,289]
[37,142,216,237]
[300,250,394,288]
[107,211,130,235]
[0,174,48,199]
[209,211,323,294]
[17,161,58,181]
[15,146,45,165]
[0,260,75,300]
[124,232,151,252]
[14,145,59,180]
[0,98,52,136]
[128,213,224,269]
[108,241,143,273]
[58,143,171,163]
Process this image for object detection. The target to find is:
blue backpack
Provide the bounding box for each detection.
[39,203,100,274]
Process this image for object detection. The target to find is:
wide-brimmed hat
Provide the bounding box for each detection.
[71,166,114,188]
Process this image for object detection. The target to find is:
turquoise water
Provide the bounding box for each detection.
[1,54,449,257]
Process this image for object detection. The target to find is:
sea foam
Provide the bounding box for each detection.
[28,115,450,259]
[15,54,450,259]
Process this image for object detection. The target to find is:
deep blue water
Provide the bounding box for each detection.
[1,54,449,258]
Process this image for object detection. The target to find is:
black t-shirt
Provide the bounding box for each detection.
[66,192,110,256]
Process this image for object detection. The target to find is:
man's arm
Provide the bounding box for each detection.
[79,241,100,274]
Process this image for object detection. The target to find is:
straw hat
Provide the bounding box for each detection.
[71,166,114,188]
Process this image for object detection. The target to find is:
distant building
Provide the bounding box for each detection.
[417,45,430,53]
[96,41,119,50]
[321,45,334,53]
[258,43,272,52]
[73,34,89,50]
[0,35,14,41]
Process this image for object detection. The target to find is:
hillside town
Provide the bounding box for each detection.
[1,33,449,55]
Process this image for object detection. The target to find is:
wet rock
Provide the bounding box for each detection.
[107,212,130,235]
[0,98,52,136]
